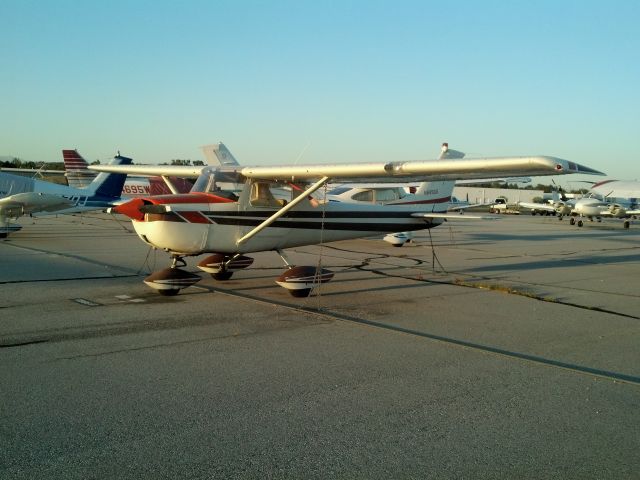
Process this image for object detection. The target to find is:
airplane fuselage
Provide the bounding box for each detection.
[130,199,442,255]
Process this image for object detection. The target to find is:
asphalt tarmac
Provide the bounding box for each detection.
[1,212,639,479]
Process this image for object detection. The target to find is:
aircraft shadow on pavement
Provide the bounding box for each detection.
[465,253,640,273]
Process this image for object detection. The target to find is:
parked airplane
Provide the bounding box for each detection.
[63,143,237,195]
[63,149,193,195]
[324,144,488,246]
[97,148,602,297]
[568,180,640,228]
[0,155,131,237]
[517,186,573,218]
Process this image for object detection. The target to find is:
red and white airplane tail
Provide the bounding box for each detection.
[62,150,96,188]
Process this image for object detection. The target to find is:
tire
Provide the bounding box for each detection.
[158,289,180,296]
[624,221,630,229]
[578,220,584,227]
[570,217,576,225]
[212,270,233,281]
[289,288,312,298]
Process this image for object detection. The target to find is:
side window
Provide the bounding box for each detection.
[352,190,373,202]
[375,189,398,202]
[250,182,286,207]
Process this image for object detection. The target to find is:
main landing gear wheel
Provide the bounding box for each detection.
[276,266,334,297]
[212,270,234,281]
[624,221,630,229]
[289,288,312,298]
[577,220,584,227]
[158,288,180,296]
[197,254,254,280]
[570,217,576,225]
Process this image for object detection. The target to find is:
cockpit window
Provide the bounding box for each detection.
[352,190,374,202]
[250,181,288,207]
[191,169,241,201]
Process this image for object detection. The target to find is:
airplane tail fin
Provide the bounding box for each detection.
[62,150,97,188]
[405,143,465,203]
[438,142,465,160]
[200,142,240,166]
[84,155,133,199]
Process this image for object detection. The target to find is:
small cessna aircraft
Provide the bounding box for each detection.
[0,155,131,238]
[96,150,602,297]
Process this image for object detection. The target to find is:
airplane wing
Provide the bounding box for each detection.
[517,201,557,212]
[88,165,205,177]
[240,156,601,182]
[0,192,75,217]
[90,156,603,183]
[448,201,491,212]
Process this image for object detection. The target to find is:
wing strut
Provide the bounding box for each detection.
[161,176,181,195]
[236,176,330,246]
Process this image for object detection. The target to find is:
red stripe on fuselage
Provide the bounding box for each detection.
[144,193,236,205]
[392,196,452,205]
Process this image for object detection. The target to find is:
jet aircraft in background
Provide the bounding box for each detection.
[0,155,131,238]
[95,147,603,297]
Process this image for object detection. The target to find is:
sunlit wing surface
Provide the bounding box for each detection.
[517,201,557,212]
[90,156,603,183]
[88,164,205,177]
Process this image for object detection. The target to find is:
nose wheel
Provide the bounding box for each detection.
[144,255,201,295]
[197,254,254,280]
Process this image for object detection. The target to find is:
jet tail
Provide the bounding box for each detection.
[200,142,240,166]
[62,150,96,188]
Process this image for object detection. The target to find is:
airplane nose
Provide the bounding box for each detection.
[110,198,146,221]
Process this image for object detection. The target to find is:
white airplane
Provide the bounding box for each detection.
[324,144,489,246]
[95,150,602,297]
[568,179,640,228]
[0,155,132,238]
[517,186,573,218]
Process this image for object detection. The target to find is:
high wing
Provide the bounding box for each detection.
[90,155,603,183]
[517,201,557,213]
[0,192,75,217]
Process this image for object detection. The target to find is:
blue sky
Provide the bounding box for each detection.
[1,0,638,182]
